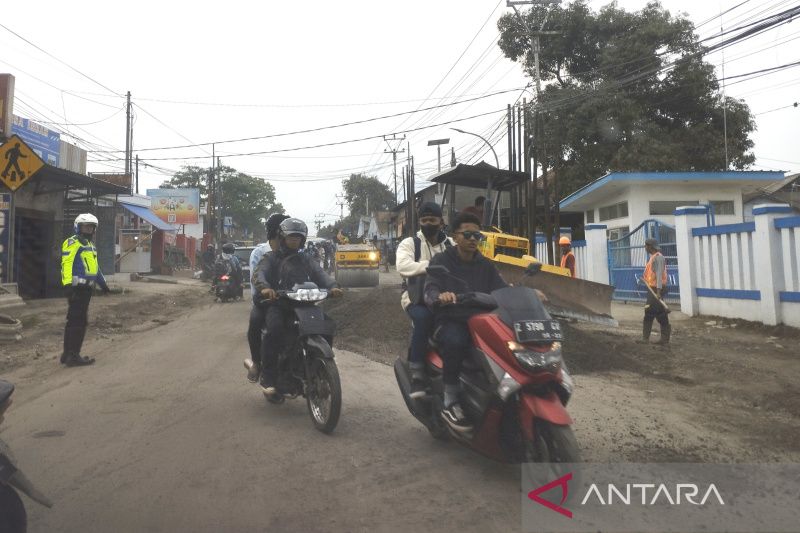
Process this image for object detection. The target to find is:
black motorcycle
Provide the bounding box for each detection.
[214,273,240,302]
[244,282,342,434]
[0,381,52,532]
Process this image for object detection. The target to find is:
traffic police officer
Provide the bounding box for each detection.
[60,213,110,366]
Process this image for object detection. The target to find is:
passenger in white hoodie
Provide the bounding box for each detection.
[396,202,453,398]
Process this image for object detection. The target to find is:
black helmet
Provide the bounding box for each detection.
[266,213,291,240]
[222,243,236,254]
[279,218,308,246]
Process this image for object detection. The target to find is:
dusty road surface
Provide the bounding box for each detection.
[0,272,798,532]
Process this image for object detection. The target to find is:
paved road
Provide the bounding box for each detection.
[2,300,523,533]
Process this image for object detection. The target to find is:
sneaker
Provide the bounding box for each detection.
[409,377,427,399]
[259,373,277,397]
[244,359,260,383]
[441,402,472,432]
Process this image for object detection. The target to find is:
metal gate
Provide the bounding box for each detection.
[607,219,679,302]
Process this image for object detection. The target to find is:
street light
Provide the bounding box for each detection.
[451,128,499,168]
[427,138,450,173]
[451,127,501,228]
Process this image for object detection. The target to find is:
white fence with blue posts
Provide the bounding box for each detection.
[675,204,799,328]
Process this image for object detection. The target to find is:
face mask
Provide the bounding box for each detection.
[420,224,440,238]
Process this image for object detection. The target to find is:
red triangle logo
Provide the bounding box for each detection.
[527,472,573,518]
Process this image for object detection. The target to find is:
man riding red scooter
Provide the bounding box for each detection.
[394,212,580,466]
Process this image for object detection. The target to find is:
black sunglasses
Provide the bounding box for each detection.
[456,230,484,241]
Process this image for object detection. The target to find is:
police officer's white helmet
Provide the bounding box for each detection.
[74,213,99,234]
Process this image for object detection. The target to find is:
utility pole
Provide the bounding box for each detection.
[335,194,346,220]
[124,91,132,175]
[217,156,224,241]
[135,154,139,195]
[383,134,406,205]
[508,0,560,263]
[207,145,215,244]
[314,214,325,233]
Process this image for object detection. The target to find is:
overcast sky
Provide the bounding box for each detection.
[2,0,798,233]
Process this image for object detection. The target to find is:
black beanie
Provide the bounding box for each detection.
[418,202,442,218]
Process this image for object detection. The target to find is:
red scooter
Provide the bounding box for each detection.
[394,263,580,468]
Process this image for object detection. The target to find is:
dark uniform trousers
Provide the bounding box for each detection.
[64,286,93,357]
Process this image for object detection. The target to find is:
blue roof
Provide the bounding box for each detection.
[559,171,785,210]
[120,202,179,232]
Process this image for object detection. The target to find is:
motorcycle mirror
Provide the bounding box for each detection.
[426,265,449,276]
[525,262,542,276]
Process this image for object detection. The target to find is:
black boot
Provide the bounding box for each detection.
[64,354,95,367]
[62,325,80,364]
[636,320,653,344]
[657,324,671,345]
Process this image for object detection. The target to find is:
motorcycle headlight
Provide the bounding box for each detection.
[286,288,328,301]
[368,252,377,261]
[507,341,562,374]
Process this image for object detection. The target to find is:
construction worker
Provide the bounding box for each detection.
[559,236,576,277]
[60,214,111,367]
[639,237,670,345]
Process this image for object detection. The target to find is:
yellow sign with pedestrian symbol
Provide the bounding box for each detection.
[0,134,45,191]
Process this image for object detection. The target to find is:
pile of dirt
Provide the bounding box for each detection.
[323,285,408,365]
[0,285,209,373]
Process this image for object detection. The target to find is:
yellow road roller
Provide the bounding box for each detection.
[334,243,381,287]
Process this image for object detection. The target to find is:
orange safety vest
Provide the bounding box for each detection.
[643,252,668,287]
[560,251,575,277]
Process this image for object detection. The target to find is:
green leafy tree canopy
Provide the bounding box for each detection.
[497,1,755,195]
[342,173,394,217]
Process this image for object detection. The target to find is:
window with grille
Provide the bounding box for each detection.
[598,201,629,221]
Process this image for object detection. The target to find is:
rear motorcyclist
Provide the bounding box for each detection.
[322,240,335,272]
[396,202,452,399]
[424,212,508,431]
[245,213,290,382]
[253,218,342,398]
[215,243,243,297]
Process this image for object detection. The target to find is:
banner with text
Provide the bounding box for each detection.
[146,188,200,225]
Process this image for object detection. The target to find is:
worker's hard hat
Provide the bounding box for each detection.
[559,236,571,245]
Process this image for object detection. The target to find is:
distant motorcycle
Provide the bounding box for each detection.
[214,274,240,302]
[244,282,342,434]
[0,381,52,532]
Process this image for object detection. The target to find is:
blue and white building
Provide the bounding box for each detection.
[559,171,786,241]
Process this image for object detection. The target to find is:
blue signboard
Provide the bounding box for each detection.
[11,115,60,167]
[0,194,9,284]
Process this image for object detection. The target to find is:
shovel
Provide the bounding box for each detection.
[637,277,671,314]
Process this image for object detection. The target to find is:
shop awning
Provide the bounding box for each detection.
[30,164,131,195]
[120,202,178,232]
[428,162,529,191]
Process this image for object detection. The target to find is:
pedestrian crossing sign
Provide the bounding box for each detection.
[0,134,45,191]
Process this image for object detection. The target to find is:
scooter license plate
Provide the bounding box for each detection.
[513,320,563,343]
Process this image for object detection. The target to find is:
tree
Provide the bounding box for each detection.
[342,173,394,216]
[497,1,755,196]
[161,165,284,240]
[316,214,361,240]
